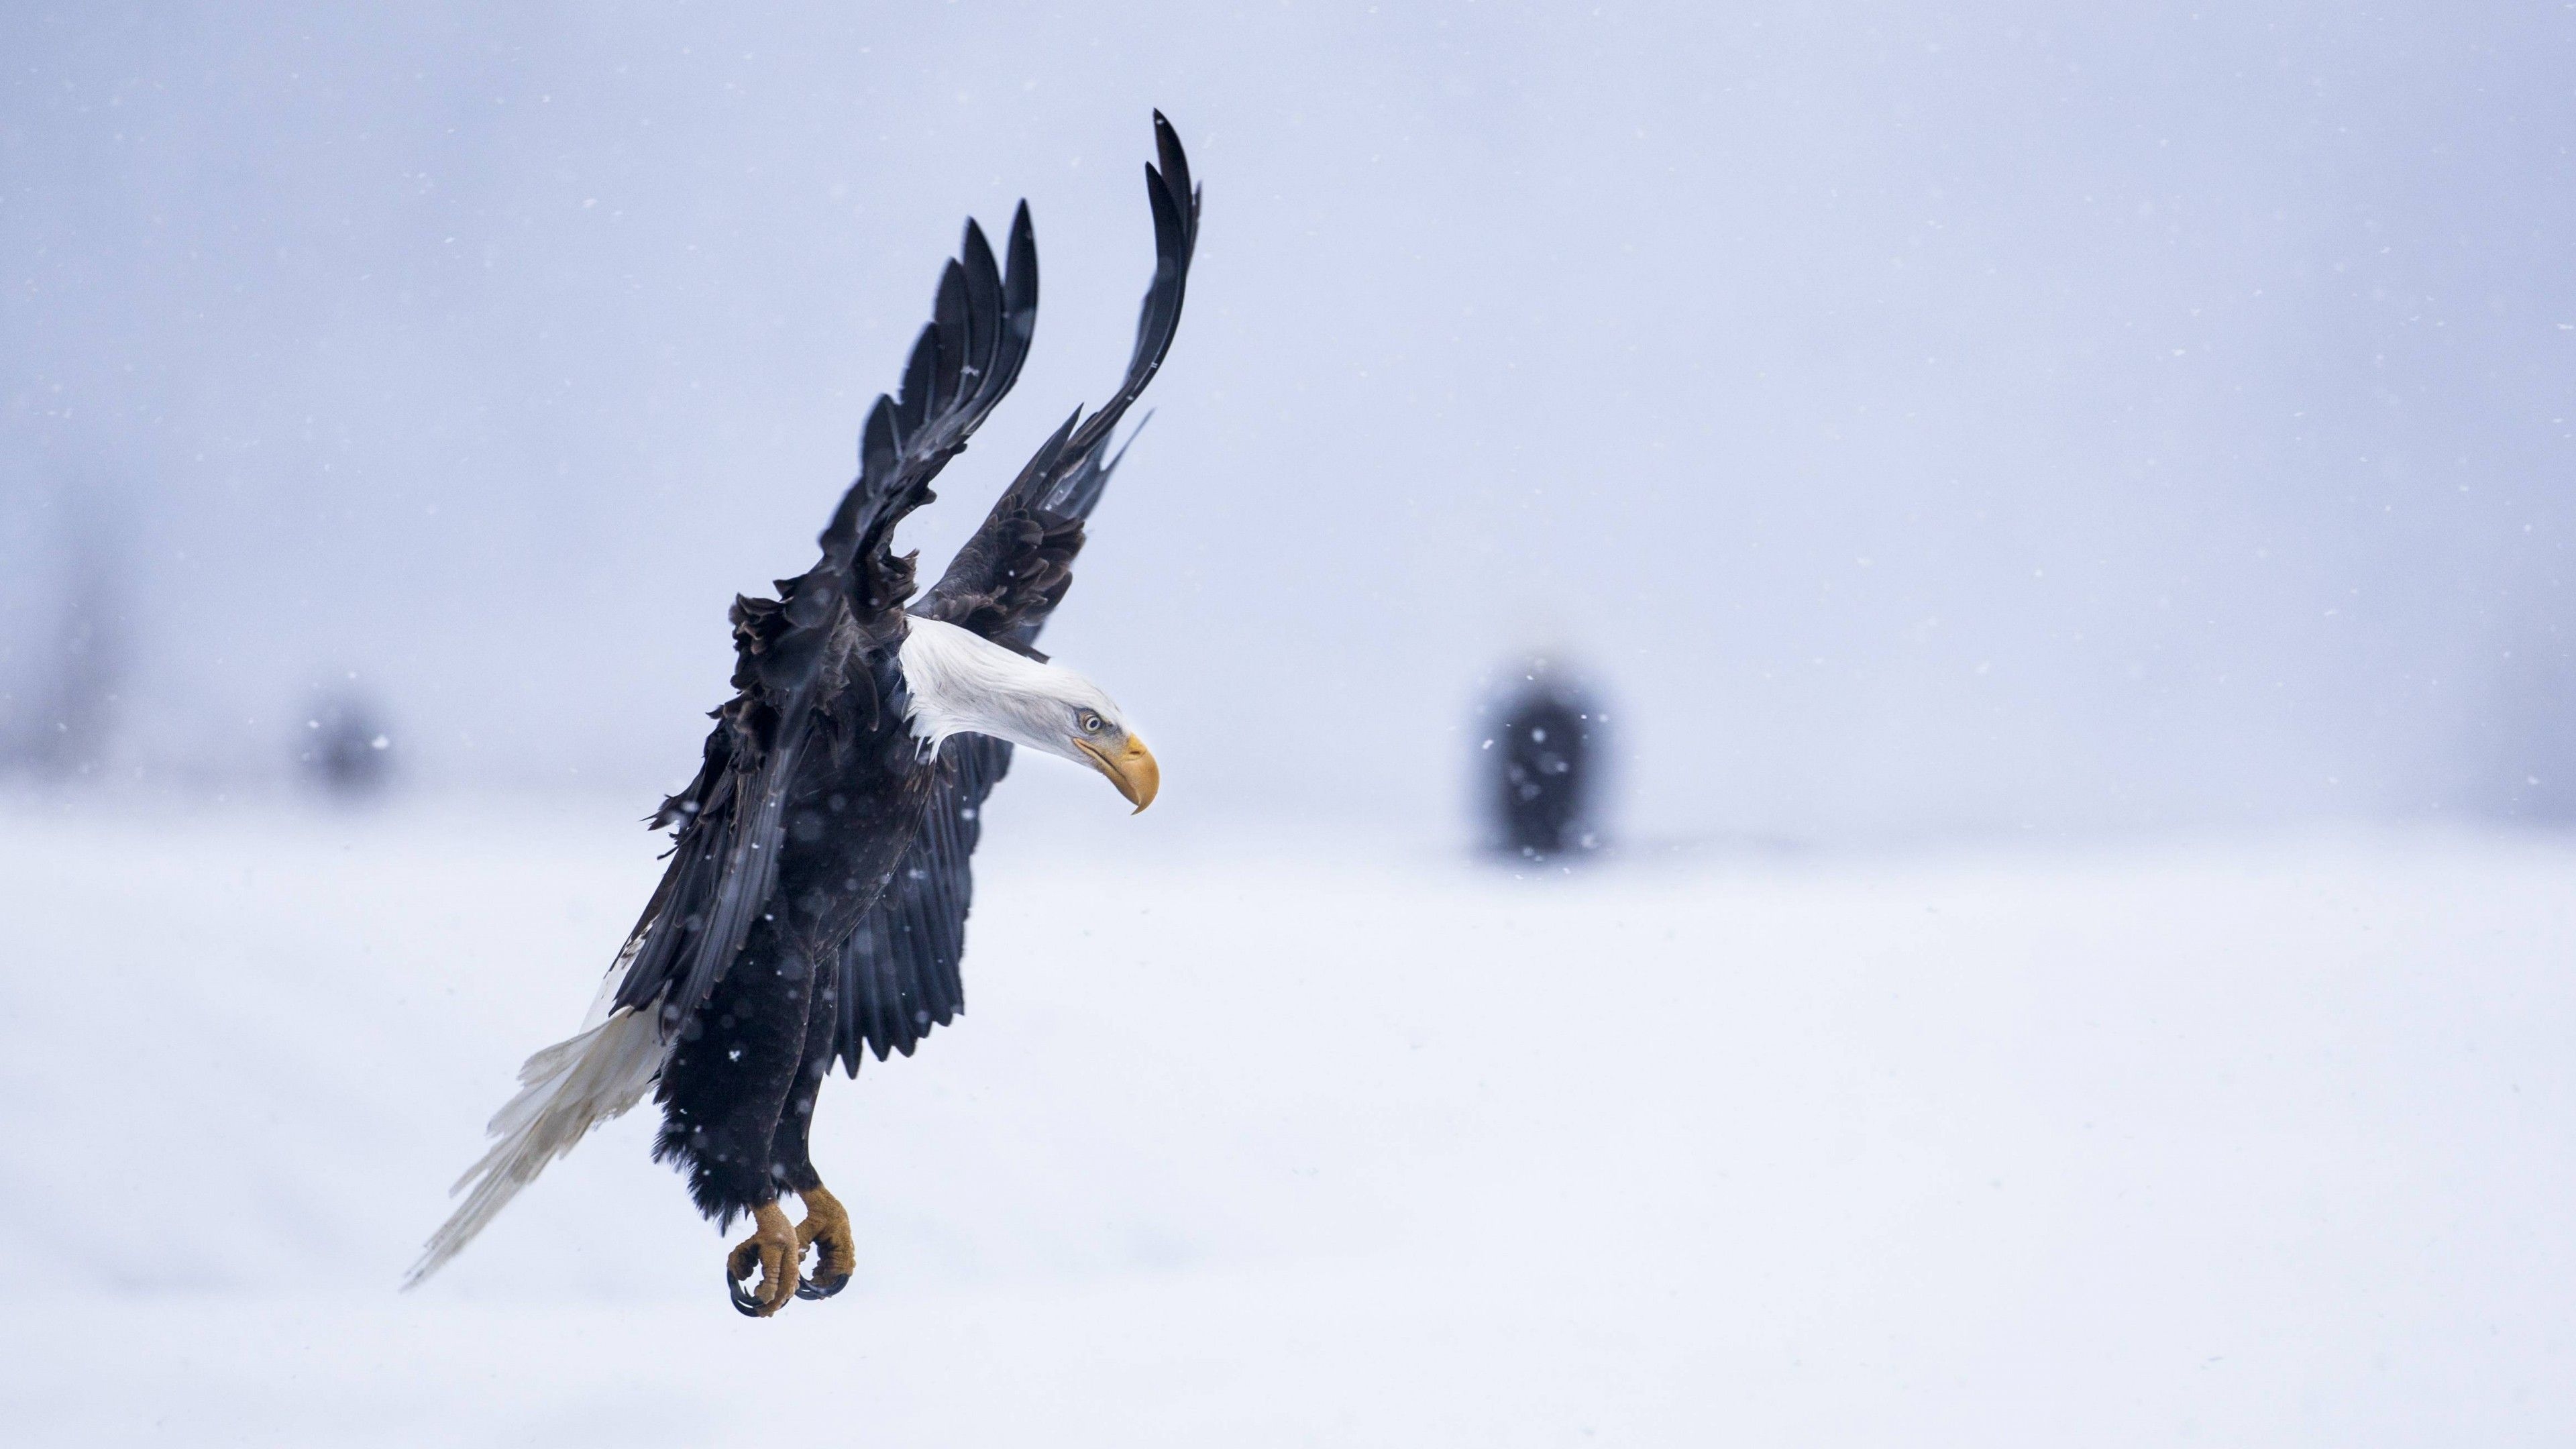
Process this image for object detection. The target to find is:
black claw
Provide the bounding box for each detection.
[792,1236,850,1300]
[796,1271,851,1301]
[727,1262,766,1316]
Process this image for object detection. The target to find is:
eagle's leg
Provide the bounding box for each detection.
[773,986,856,1301]
[724,1201,800,1318]
[653,916,820,1318]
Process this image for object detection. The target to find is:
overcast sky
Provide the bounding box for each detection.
[4,2,2572,842]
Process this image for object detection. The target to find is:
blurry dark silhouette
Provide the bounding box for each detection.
[2,496,127,782]
[1485,663,1604,859]
[299,690,394,798]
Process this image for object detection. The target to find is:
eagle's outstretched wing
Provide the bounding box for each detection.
[918,111,1199,657]
[828,115,1199,1075]
[608,206,1040,1038]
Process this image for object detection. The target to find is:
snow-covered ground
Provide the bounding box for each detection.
[1,796,2571,1445]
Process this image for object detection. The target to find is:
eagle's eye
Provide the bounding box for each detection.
[1080,712,1106,734]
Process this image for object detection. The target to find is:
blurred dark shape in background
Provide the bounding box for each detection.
[1,500,126,783]
[299,689,394,798]
[1485,661,1605,860]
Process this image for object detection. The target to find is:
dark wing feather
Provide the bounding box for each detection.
[604,205,1040,1036]
[603,594,814,1035]
[820,203,1041,616]
[920,111,1199,657]
[830,733,1011,1071]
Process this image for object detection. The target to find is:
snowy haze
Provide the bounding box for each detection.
[5,3,2570,842]
[7,11,2576,1441]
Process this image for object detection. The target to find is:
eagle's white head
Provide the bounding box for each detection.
[896,616,1159,810]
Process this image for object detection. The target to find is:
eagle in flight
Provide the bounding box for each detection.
[409,115,1199,1316]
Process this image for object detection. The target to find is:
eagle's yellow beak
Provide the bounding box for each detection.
[1077,735,1159,812]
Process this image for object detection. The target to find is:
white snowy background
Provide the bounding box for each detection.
[3,3,2575,1444]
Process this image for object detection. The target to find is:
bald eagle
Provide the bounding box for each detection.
[408,115,1199,1315]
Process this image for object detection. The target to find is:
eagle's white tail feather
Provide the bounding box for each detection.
[403,1006,663,1288]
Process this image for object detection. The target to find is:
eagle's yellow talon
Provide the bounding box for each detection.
[794,1184,856,1299]
[725,1201,800,1317]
